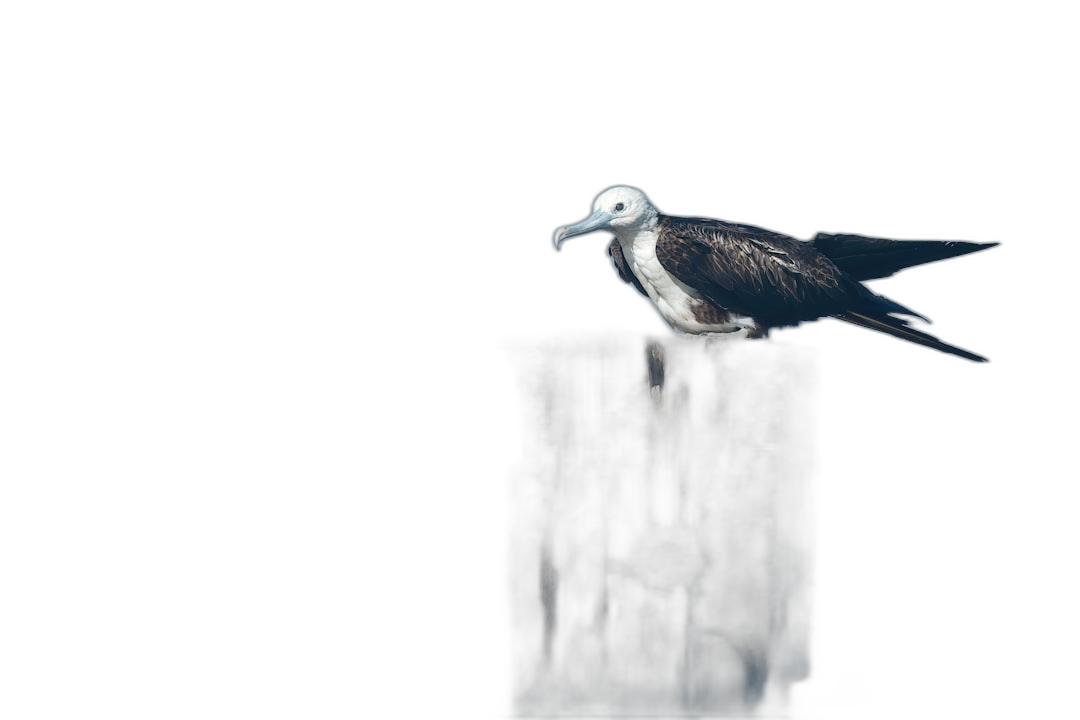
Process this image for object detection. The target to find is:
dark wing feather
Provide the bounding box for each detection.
[812,233,999,281]
[608,239,648,297]
[655,216,869,327]
[833,310,988,362]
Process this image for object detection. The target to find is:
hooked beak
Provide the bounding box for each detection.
[553,209,614,251]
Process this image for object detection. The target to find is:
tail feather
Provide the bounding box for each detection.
[813,233,999,282]
[832,310,988,362]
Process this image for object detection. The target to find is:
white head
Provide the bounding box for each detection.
[553,186,658,250]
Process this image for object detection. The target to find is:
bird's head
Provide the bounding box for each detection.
[553,186,658,250]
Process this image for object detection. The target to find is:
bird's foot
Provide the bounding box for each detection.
[701,328,747,347]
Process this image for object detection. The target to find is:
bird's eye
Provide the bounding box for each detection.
[614,203,625,212]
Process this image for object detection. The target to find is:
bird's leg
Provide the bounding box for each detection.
[699,325,751,341]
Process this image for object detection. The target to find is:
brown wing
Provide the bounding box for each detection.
[608,239,648,298]
[811,233,999,281]
[654,216,874,328]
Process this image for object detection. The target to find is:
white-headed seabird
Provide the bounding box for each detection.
[554,186,996,362]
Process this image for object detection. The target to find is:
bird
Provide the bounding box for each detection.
[553,186,996,362]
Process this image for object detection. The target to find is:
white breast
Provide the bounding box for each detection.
[618,230,754,334]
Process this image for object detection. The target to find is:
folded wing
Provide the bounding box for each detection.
[811,233,998,281]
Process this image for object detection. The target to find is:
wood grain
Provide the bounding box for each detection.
[511,337,814,716]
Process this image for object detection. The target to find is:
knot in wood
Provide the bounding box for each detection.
[630,526,708,600]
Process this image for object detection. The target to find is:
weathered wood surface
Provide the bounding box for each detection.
[511,337,813,716]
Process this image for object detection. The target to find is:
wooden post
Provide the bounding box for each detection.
[511,337,813,716]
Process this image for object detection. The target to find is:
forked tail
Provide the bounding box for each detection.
[832,310,988,362]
